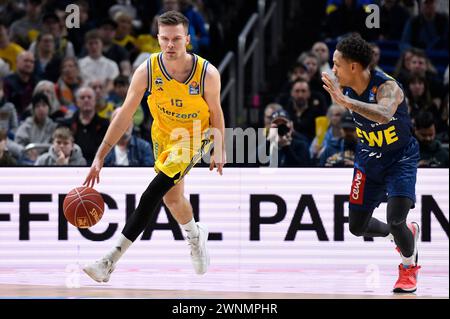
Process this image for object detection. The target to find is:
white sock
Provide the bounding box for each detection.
[386,233,394,242]
[401,253,415,267]
[104,234,132,264]
[182,218,199,240]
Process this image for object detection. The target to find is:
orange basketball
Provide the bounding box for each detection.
[63,187,104,228]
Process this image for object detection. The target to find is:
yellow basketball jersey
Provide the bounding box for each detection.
[146,52,210,136]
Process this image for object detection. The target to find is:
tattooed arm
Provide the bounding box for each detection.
[348,81,404,124]
[322,72,404,124]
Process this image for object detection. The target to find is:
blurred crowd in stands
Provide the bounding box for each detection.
[0,0,448,168]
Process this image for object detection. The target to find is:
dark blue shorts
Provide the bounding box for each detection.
[349,138,419,213]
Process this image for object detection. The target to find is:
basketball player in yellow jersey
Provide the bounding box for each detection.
[82,11,226,283]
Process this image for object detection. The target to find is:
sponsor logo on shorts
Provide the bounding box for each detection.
[350,169,366,205]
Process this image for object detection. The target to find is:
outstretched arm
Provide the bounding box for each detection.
[203,64,226,175]
[84,62,148,186]
[322,72,404,124]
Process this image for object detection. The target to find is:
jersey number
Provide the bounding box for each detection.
[171,99,183,107]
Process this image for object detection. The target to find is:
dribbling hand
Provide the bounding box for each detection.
[83,157,104,187]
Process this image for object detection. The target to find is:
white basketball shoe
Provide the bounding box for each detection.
[83,258,115,283]
[188,222,210,275]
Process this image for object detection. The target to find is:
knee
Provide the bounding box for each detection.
[387,218,406,233]
[163,195,183,210]
[349,222,365,237]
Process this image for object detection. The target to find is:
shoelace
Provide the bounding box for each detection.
[97,258,113,269]
[397,266,420,284]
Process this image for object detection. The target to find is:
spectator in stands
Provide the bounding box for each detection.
[104,108,154,167]
[0,85,18,135]
[28,12,75,58]
[377,0,411,41]
[319,111,358,167]
[0,2,24,27]
[113,12,138,61]
[414,111,449,167]
[78,30,119,90]
[0,129,16,166]
[0,57,10,77]
[263,109,311,167]
[0,20,24,73]
[312,41,332,75]
[67,0,96,56]
[393,47,415,80]
[35,126,86,166]
[298,51,330,106]
[32,80,61,119]
[324,0,370,40]
[401,0,449,51]
[152,0,209,54]
[298,51,321,85]
[33,32,61,82]
[14,92,57,147]
[290,61,310,83]
[436,93,448,144]
[180,0,210,54]
[107,75,148,137]
[397,48,444,104]
[151,0,181,36]
[108,75,129,108]
[98,18,131,77]
[88,78,115,121]
[285,79,327,144]
[61,86,109,165]
[310,104,346,164]
[0,86,22,159]
[55,56,82,114]
[369,43,384,73]
[3,51,37,120]
[8,0,43,49]
[263,103,283,131]
[406,73,442,127]
[325,0,372,16]
[278,62,310,104]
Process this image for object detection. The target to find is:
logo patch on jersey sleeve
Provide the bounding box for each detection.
[189,81,200,95]
[369,86,378,102]
[350,169,366,205]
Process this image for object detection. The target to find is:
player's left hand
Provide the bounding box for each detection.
[210,148,226,176]
[321,72,351,109]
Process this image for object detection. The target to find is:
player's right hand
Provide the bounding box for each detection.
[83,157,104,187]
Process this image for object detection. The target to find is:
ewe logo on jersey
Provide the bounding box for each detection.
[356,126,399,147]
[189,81,200,95]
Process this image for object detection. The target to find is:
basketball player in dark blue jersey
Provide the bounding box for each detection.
[322,34,421,293]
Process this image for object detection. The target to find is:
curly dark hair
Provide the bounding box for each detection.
[336,33,373,69]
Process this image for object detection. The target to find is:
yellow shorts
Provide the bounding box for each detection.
[152,128,212,184]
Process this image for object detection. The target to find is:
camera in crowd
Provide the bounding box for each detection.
[270,110,292,137]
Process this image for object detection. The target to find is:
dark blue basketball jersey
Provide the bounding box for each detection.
[343,70,413,154]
